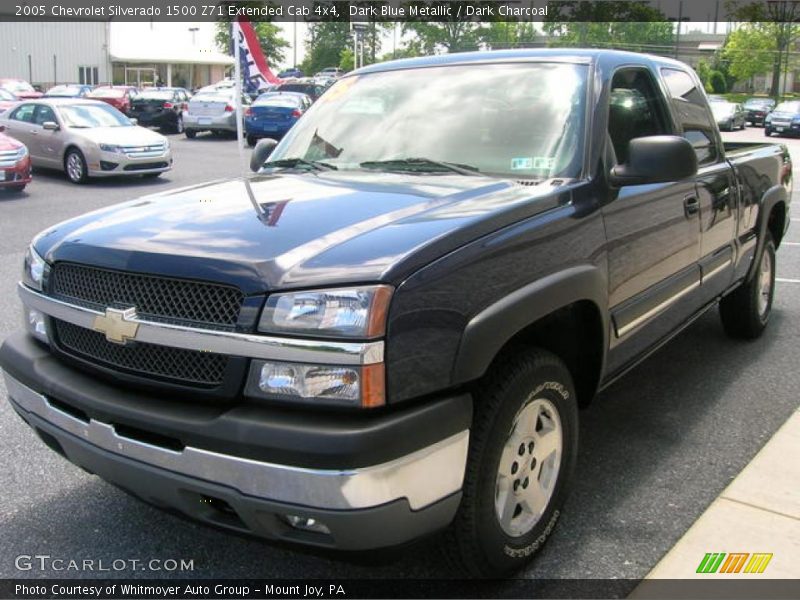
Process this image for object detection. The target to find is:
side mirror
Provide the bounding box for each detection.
[609,135,697,187]
[250,138,278,172]
[129,118,138,126]
[42,121,59,131]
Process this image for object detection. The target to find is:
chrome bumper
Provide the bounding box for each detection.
[4,372,469,511]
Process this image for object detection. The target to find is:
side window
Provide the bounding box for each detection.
[11,104,35,123]
[608,69,670,164]
[661,68,719,165]
[33,105,56,126]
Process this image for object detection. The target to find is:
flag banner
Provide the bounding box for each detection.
[232,18,281,96]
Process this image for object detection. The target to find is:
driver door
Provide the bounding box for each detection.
[31,104,63,168]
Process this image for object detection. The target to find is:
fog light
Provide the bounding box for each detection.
[283,514,330,535]
[25,308,48,343]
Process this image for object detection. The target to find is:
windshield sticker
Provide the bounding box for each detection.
[533,157,556,170]
[511,157,533,170]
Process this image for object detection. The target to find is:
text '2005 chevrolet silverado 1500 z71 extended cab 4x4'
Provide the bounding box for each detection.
[0,50,792,576]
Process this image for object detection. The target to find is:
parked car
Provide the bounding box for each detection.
[275,81,327,102]
[0,79,43,99]
[128,88,190,133]
[0,99,172,183]
[707,94,726,103]
[711,101,747,131]
[86,86,138,115]
[0,50,791,578]
[0,124,31,192]
[742,97,776,126]
[184,89,250,138]
[0,88,19,113]
[44,84,94,98]
[245,92,311,146]
[765,101,800,137]
[278,68,304,79]
[315,67,344,78]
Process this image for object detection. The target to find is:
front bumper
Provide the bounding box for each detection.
[0,156,32,187]
[0,332,471,550]
[184,113,237,132]
[87,148,172,177]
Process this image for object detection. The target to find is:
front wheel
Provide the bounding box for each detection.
[445,348,578,577]
[64,149,88,184]
[246,135,257,147]
[719,234,776,339]
[765,127,773,137]
[185,129,197,139]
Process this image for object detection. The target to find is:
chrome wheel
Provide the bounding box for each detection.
[494,397,563,537]
[757,246,773,318]
[66,152,84,182]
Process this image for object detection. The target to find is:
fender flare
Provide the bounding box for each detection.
[747,184,788,282]
[451,265,609,384]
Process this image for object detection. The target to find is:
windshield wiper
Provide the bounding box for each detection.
[261,157,337,172]
[359,157,483,176]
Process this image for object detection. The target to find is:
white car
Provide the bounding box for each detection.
[0,98,172,183]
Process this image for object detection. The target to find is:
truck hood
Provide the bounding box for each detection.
[34,171,566,293]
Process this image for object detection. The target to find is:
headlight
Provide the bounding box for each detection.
[259,285,393,338]
[16,146,28,160]
[23,245,46,291]
[245,360,385,408]
[99,143,123,153]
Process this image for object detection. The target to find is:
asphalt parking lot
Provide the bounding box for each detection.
[0,125,798,583]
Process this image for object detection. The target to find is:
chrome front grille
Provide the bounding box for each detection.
[50,263,244,328]
[122,143,167,159]
[0,148,23,168]
[54,319,228,386]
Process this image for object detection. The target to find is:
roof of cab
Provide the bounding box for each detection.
[353,48,692,76]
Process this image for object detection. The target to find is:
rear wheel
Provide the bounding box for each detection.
[64,148,88,184]
[246,135,257,147]
[720,234,776,339]
[174,115,184,134]
[765,127,773,137]
[445,348,578,577]
[185,129,197,139]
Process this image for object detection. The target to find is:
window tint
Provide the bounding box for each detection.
[661,68,719,165]
[11,104,35,123]
[607,69,669,164]
[33,105,56,125]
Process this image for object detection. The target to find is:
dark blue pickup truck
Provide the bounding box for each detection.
[0,50,792,576]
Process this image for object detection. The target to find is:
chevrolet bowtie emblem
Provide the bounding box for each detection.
[93,307,140,345]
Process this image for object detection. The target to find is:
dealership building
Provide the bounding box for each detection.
[0,21,233,90]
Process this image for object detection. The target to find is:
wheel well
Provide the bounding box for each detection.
[62,145,81,165]
[768,201,787,247]
[482,300,604,408]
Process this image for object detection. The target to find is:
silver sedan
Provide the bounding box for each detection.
[0,98,172,183]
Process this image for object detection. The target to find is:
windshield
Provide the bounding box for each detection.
[744,99,772,108]
[58,103,132,128]
[711,103,735,117]
[774,102,800,113]
[254,94,302,107]
[137,91,173,100]
[47,86,82,96]
[270,63,588,179]
[2,80,34,94]
[0,88,15,101]
[191,92,231,103]
[89,88,124,98]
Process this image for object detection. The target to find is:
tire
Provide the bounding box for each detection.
[7,184,26,193]
[246,135,257,147]
[445,348,578,577]
[765,128,773,137]
[64,148,88,184]
[719,233,776,339]
[174,115,184,134]
[185,129,197,139]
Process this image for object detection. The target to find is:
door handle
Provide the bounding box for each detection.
[683,196,699,217]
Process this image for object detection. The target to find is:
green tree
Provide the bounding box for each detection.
[727,1,800,97]
[339,47,355,72]
[302,22,352,75]
[543,1,673,52]
[214,2,289,66]
[482,22,538,50]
